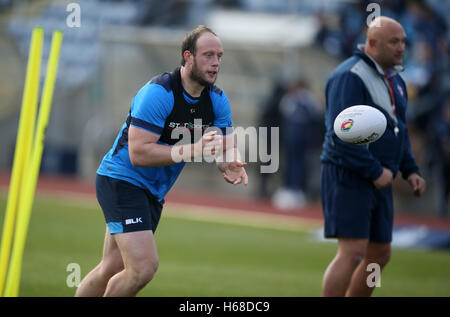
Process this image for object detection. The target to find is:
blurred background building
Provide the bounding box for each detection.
[0,0,448,216]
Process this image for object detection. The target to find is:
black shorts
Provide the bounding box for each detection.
[96,174,163,234]
[320,163,394,243]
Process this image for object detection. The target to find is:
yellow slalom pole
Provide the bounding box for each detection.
[4,30,63,297]
[0,27,43,296]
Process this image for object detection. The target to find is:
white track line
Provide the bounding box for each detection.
[164,202,322,232]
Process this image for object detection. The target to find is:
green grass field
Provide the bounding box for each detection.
[1,193,450,297]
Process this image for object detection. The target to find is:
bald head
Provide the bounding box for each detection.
[367,17,403,42]
[364,16,406,72]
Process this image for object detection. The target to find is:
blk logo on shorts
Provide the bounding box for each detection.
[125,218,143,225]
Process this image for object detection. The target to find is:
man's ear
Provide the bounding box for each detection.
[183,50,193,65]
[368,38,377,49]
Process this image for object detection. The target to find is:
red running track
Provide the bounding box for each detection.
[1,171,449,231]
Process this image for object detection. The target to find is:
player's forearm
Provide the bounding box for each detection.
[129,142,194,167]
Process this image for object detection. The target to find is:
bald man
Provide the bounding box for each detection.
[320,17,426,297]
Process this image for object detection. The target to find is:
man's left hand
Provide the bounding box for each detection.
[407,173,426,197]
[222,161,248,186]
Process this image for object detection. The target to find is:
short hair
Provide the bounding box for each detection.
[180,25,216,66]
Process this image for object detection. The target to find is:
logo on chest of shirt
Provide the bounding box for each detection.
[168,121,212,130]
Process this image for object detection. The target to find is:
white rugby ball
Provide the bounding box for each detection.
[333,105,387,145]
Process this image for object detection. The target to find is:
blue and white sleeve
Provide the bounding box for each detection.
[130,83,174,135]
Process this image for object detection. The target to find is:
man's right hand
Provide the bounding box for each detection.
[193,130,223,158]
[373,168,393,189]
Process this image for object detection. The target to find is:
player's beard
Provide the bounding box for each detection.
[189,58,216,87]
